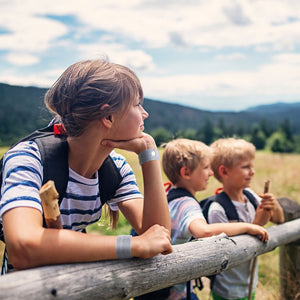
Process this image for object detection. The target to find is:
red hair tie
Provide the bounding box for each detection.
[54,124,67,135]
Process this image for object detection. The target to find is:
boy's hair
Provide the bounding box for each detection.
[45,59,143,137]
[162,138,212,185]
[210,138,256,182]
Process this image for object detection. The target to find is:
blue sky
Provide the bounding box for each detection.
[1,0,300,111]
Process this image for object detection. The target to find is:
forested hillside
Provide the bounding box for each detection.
[0,83,51,145]
[1,82,300,152]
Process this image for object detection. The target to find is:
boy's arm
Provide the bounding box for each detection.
[252,206,272,226]
[205,203,269,241]
[189,218,268,242]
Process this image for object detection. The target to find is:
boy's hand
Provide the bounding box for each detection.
[246,224,269,242]
[258,193,276,213]
[131,224,173,259]
[259,193,285,224]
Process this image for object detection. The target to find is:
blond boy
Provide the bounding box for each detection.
[208,138,284,300]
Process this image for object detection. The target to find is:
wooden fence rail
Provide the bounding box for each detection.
[0,216,299,300]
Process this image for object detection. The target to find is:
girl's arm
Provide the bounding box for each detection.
[3,207,172,270]
[102,133,171,233]
[189,218,268,242]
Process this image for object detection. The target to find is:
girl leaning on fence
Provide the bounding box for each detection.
[0,59,172,274]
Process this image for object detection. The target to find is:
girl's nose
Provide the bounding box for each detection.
[141,106,149,120]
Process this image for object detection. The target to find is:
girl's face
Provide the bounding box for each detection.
[190,158,213,192]
[110,97,149,140]
[226,158,255,189]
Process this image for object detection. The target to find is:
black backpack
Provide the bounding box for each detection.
[0,123,122,242]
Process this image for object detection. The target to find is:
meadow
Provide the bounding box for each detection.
[1,146,299,299]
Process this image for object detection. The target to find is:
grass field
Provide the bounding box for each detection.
[1,146,299,299]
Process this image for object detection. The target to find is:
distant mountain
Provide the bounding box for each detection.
[246,102,300,114]
[0,82,300,145]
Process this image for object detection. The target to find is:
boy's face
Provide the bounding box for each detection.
[190,158,213,192]
[225,158,255,189]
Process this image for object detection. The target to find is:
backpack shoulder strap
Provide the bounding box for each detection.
[199,196,215,222]
[35,132,69,204]
[201,192,240,222]
[215,191,240,222]
[167,187,196,202]
[242,189,259,210]
[98,155,122,206]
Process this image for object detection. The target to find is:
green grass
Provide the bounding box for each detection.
[0,147,9,158]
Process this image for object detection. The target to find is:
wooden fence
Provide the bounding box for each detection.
[0,198,299,300]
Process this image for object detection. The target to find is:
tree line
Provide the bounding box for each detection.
[149,117,300,153]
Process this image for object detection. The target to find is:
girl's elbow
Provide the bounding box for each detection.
[6,237,40,270]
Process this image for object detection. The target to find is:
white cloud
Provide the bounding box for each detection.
[141,52,300,101]
[0,72,51,88]
[5,52,40,66]
[77,42,156,72]
[215,53,246,61]
[3,0,300,52]
[0,13,68,52]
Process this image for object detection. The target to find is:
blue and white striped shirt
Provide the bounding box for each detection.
[0,141,142,232]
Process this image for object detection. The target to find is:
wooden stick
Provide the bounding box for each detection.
[39,180,62,229]
[264,179,270,194]
[248,180,270,300]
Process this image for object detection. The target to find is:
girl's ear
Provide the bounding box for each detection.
[101,115,113,128]
[180,166,191,179]
[100,104,112,128]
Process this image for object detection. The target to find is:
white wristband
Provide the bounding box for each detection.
[138,149,159,165]
[116,235,132,259]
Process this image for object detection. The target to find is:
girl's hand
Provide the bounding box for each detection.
[102,133,156,154]
[246,224,269,242]
[131,224,173,259]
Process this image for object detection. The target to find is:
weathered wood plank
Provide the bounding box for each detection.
[0,218,299,300]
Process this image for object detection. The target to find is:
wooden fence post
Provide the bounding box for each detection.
[278,197,300,300]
